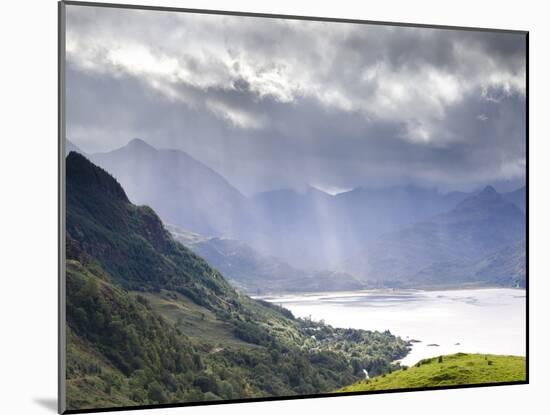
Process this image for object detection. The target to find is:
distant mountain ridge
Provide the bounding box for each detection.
[76,138,526,289]
[86,139,488,269]
[168,224,365,294]
[504,186,526,213]
[90,138,248,238]
[344,186,526,287]
[412,239,526,287]
[247,184,476,269]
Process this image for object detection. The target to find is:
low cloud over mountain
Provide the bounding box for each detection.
[66,6,526,194]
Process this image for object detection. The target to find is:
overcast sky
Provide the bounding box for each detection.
[65,5,526,195]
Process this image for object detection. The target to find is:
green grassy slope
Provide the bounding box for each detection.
[130,290,256,349]
[336,353,526,393]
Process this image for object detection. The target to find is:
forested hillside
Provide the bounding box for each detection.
[65,152,409,411]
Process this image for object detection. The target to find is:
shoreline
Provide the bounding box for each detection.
[254,286,526,302]
[260,287,526,367]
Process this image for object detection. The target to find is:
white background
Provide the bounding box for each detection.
[0,0,545,414]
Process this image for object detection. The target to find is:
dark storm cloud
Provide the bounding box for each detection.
[65,5,526,194]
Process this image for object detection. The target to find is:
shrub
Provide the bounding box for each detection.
[147,381,168,404]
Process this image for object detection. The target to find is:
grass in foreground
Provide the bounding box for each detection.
[336,353,526,393]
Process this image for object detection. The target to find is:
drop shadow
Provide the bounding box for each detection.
[34,398,57,413]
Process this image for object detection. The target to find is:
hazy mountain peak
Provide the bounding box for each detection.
[90,139,247,237]
[126,137,155,150]
[453,184,517,215]
[480,185,498,195]
[343,180,525,285]
[306,185,332,197]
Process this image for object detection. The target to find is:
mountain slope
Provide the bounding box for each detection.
[89,138,479,271]
[90,139,248,237]
[168,225,364,294]
[248,185,472,269]
[345,186,526,286]
[67,150,236,313]
[464,239,526,286]
[504,186,526,213]
[87,138,524,275]
[413,239,526,287]
[333,185,471,234]
[65,151,409,410]
[337,353,526,393]
[65,254,205,409]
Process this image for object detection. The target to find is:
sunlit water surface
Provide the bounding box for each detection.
[261,288,526,366]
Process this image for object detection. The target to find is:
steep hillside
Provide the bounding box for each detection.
[67,250,397,410]
[470,239,526,286]
[65,152,409,410]
[345,186,526,286]
[337,353,526,393]
[504,186,526,213]
[65,255,204,409]
[66,150,237,314]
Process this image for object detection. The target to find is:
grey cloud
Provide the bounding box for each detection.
[65,4,526,194]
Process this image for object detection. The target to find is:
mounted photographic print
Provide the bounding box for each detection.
[58,1,528,413]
